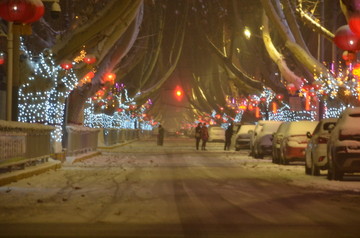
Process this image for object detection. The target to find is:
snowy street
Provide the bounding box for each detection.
[1,137,360,238]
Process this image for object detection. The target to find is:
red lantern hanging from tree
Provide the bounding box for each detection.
[342,50,357,62]
[103,72,116,83]
[60,60,73,70]
[276,94,284,101]
[0,54,5,65]
[286,83,297,95]
[349,14,360,37]
[334,25,360,51]
[24,0,44,23]
[84,54,96,64]
[0,0,44,24]
[82,71,95,82]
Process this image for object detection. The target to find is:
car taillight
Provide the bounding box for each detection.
[317,137,327,144]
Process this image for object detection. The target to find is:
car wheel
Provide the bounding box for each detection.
[272,155,278,164]
[332,163,344,181]
[280,150,288,165]
[254,146,260,159]
[311,157,320,176]
[327,152,333,180]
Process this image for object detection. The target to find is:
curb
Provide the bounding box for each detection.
[97,139,138,150]
[70,151,102,164]
[0,160,61,187]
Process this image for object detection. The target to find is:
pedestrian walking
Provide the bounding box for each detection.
[195,122,202,150]
[201,123,209,150]
[224,123,233,150]
[157,125,165,145]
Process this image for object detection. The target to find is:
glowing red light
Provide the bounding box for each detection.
[84,54,96,64]
[174,86,183,101]
[60,60,73,70]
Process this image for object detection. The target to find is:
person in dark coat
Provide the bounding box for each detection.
[201,123,209,150]
[157,125,165,145]
[195,122,202,150]
[224,123,233,150]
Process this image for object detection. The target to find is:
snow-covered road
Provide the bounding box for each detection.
[0,137,360,238]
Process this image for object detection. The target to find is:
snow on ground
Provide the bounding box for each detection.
[222,151,360,193]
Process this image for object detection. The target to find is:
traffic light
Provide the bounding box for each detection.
[174,85,184,101]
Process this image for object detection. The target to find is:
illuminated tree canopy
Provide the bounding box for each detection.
[0,0,357,128]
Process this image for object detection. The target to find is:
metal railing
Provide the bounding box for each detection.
[0,132,26,162]
[65,126,100,156]
[0,120,54,169]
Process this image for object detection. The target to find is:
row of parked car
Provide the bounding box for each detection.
[234,107,360,181]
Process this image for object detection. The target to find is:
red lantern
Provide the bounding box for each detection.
[103,72,116,83]
[342,50,357,61]
[60,60,72,70]
[0,0,43,24]
[248,103,254,111]
[84,54,96,64]
[349,14,360,37]
[276,94,284,101]
[0,54,4,65]
[260,97,266,102]
[23,0,44,23]
[334,25,360,51]
[82,71,95,82]
[286,83,296,95]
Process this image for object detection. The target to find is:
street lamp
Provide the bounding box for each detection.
[244,27,251,40]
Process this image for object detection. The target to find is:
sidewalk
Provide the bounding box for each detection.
[0,159,61,186]
[0,139,139,186]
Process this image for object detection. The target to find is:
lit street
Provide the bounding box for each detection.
[1,137,360,238]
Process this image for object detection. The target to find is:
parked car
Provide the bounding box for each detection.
[249,122,265,156]
[250,121,280,156]
[234,124,256,150]
[279,121,318,165]
[305,118,337,176]
[327,108,360,181]
[253,121,282,158]
[272,122,290,164]
[208,126,225,142]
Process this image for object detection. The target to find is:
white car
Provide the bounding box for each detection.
[327,108,360,181]
[279,121,318,165]
[208,126,225,142]
[250,120,280,156]
[253,121,282,158]
[305,118,337,176]
[272,122,290,164]
[234,124,256,150]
